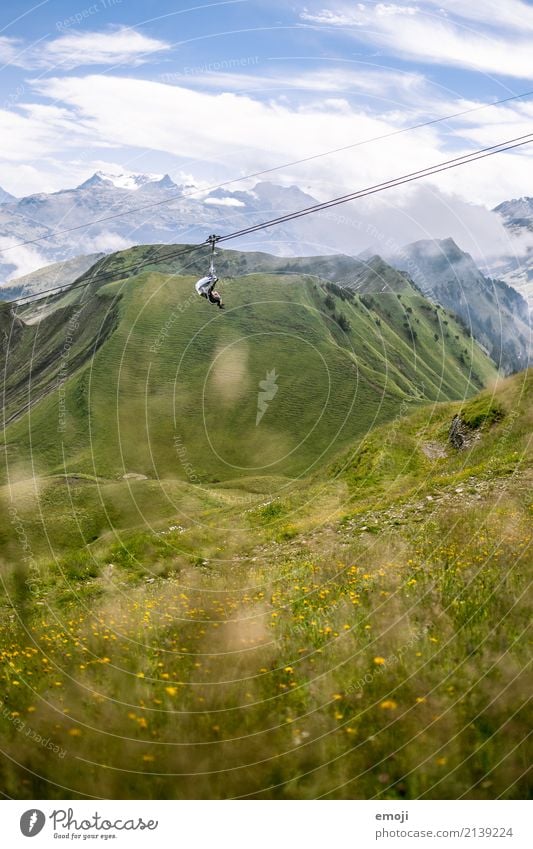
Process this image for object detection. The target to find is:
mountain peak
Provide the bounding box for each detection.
[252,181,317,204]
[494,196,533,220]
[157,173,177,189]
[138,173,179,191]
[77,171,164,191]
[0,185,17,204]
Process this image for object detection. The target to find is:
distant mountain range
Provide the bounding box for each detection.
[0,171,361,283]
[0,171,530,374]
[0,170,532,299]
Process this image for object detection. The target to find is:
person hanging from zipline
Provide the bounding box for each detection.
[195,272,224,308]
[195,234,224,309]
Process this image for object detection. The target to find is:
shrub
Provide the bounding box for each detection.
[461,396,506,429]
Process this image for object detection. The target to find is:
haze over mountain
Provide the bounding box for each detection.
[0,252,105,303]
[389,238,530,375]
[0,169,530,292]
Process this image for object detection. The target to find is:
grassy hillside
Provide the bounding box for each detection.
[1,289,119,428]
[2,247,495,488]
[0,368,530,799]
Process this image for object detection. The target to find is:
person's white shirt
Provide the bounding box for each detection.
[195,274,217,297]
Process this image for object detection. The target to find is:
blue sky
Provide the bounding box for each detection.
[0,0,532,216]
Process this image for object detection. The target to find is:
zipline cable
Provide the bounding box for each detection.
[4,129,533,308]
[4,243,207,308]
[2,87,533,255]
[215,132,533,244]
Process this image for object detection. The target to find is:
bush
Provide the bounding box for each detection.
[461,396,506,429]
[336,313,351,332]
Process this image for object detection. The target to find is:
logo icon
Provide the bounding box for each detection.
[20,809,46,837]
[256,369,278,425]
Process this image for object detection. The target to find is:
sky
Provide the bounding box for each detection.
[0,0,532,257]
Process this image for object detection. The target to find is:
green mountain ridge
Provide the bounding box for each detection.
[1,244,496,486]
[393,238,531,374]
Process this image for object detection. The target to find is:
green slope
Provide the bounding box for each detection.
[1,248,496,486]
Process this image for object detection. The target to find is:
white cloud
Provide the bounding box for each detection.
[300,7,365,25]
[84,232,133,253]
[300,3,533,78]
[30,73,533,204]
[43,28,169,70]
[375,4,419,17]
[301,3,419,25]
[0,36,24,66]
[0,69,530,265]
[449,102,533,149]
[33,73,450,180]
[375,16,533,78]
[1,27,169,71]
[0,238,50,280]
[169,65,429,105]
[0,103,88,163]
[421,0,533,32]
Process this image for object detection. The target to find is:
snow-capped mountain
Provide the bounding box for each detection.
[0,170,532,356]
[0,172,361,283]
[494,197,533,227]
[488,197,533,309]
[77,170,168,191]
